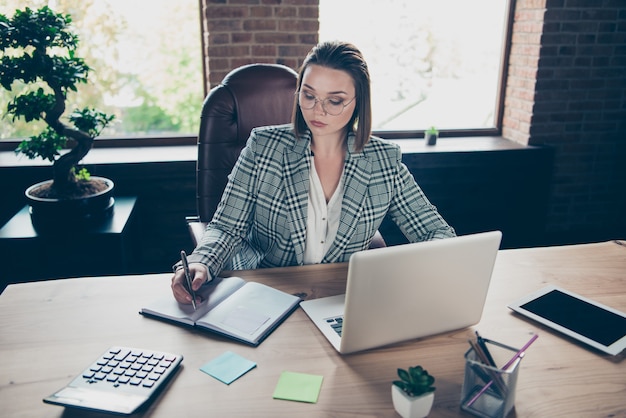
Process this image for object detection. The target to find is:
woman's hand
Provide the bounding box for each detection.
[171,263,211,304]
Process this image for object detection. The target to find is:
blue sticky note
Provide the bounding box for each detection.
[200,351,257,384]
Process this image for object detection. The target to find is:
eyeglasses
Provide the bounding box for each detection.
[296,90,356,116]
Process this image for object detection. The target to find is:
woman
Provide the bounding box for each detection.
[171,41,455,304]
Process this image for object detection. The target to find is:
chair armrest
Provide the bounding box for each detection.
[185,216,207,247]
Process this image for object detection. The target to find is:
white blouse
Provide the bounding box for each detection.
[303,156,344,264]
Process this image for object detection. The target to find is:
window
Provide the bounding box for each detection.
[0,0,203,141]
[319,0,510,136]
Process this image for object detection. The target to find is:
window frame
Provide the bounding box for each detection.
[370,0,515,141]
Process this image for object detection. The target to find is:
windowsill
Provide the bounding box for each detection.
[389,136,530,153]
[0,144,196,168]
[0,136,531,168]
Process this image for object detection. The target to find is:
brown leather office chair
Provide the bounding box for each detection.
[186,63,298,245]
[186,63,385,249]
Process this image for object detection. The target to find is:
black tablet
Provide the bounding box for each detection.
[508,285,626,356]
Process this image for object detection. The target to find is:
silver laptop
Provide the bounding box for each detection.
[300,231,502,354]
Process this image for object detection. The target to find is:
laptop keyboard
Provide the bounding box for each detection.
[44,346,183,415]
[326,316,344,336]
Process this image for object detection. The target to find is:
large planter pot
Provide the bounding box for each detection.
[25,176,115,232]
[391,385,435,418]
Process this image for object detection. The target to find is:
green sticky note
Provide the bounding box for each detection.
[272,371,323,403]
[200,351,256,384]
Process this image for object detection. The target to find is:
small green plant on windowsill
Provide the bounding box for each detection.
[425,126,438,146]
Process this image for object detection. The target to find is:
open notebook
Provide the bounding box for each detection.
[141,276,301,346]
[300,231,502,354]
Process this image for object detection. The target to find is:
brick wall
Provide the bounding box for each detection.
[502,0,545,144]
[504,0,626,243]
[200,0,319,89]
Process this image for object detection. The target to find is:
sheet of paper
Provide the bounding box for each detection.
[199,351,256,384]
[220,305,270,335]
[272,371,323,403]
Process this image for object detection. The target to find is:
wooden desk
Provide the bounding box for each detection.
[0,241,624,417]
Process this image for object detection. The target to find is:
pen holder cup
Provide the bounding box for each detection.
[460,339,522,418]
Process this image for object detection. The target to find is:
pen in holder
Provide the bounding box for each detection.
[460,338,524,418]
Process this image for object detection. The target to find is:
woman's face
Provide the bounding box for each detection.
[299,64,356,141]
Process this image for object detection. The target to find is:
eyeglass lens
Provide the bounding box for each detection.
[298,91,352,116]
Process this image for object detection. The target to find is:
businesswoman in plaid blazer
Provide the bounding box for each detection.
[172,41,455,305]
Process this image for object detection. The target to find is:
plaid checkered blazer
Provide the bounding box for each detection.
[188,124,455,277]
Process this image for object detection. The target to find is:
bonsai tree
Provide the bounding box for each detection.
[0,6,114,199]
[393,365,436,397]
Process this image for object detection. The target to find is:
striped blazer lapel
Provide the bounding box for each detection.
[324,138,371,262]
[283,137,311,265]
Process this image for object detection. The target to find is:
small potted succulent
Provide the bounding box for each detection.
[392,365,436,418]
[425,126,438,146]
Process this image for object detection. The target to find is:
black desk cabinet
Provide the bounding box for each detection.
[0,197,139,289]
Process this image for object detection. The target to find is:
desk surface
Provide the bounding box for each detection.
[0,241,625,417]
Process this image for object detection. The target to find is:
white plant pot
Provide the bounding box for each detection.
[391,385,435,418]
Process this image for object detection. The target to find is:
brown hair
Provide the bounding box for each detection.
[292,41,372,152]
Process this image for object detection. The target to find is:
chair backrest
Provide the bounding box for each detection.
[196,63,298,222]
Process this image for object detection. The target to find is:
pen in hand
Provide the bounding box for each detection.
[180,250,197,310]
